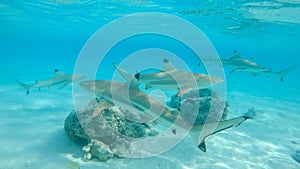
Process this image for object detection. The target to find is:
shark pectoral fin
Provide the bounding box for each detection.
[113,63,132,81]
[92,109,104,119]
[59,81,71,89]
[92,100,114,119]
[176,87,192,96]
[163,58,177,72]
[145,84,152,90]
[280,77,284,82]
[231,68,245,73]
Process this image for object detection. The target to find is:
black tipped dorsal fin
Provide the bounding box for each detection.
[231,50,241,59]
[134,72,140,81]
[54,69,64,76]
[163,58,177,72]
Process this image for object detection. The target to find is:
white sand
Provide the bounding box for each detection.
[0,81,299,169]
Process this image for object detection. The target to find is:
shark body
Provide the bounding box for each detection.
[17,69,86,95]
[221,51,271,73]
[79,65,250,152]
[113,58,223,96]
[203,51,295,81]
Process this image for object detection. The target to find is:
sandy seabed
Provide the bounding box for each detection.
[0,83,299,169]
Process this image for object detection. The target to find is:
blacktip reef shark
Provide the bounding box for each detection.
[16,69,86,95]
[79,70,251,152]
[202,50,295,82]
[113,58,223,96]
[220,50,271,74]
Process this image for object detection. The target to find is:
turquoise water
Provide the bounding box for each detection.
[1,1,300,169]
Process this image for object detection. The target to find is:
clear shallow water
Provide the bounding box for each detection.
[1,0,300,169]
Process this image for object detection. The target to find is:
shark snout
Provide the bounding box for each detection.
[79,80,96,91]
[80,80,95,87]
[216,77,223,83]
[73,74,87,81]
[211,76,223,85]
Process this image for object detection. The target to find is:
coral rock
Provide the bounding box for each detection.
[170,89,229,124]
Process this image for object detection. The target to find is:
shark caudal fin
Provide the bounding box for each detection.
[16,79,31,95]
[275,66,296,82]
[190,115,249,152]
[112,63,140,88]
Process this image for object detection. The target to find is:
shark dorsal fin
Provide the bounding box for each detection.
[163,58,177,72]
[54,69,64,76]
[134,72,140,81]
[231,50,241,59]
[113,63,140,89]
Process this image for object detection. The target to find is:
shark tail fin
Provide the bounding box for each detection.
[16,79,31,95]
[276,66,296,82]
[243,108,256,119]
[190,116,249,152]
[112,63,140,88]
